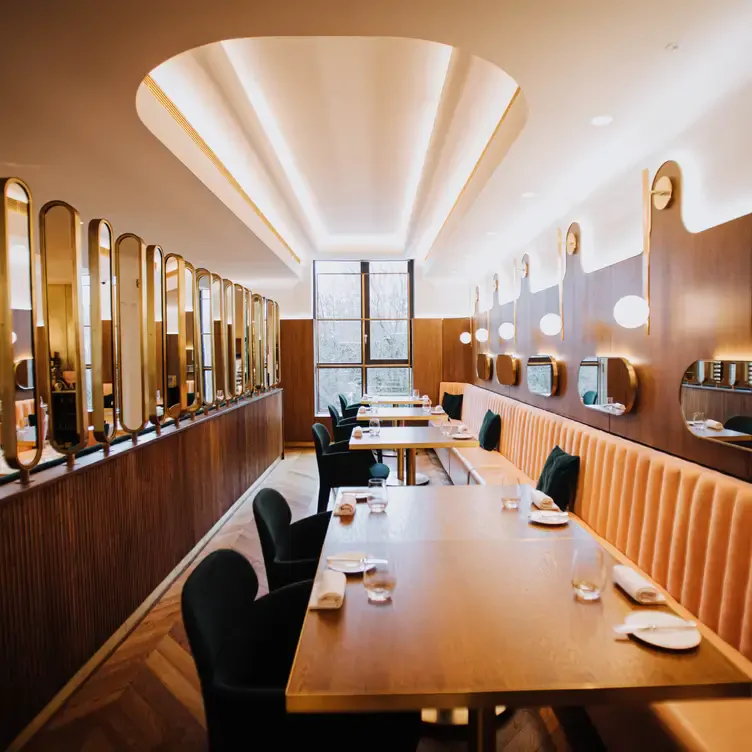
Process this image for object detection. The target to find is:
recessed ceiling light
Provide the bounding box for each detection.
[665,42,679,52]
[521,192,536,199]
[590,115,613,127]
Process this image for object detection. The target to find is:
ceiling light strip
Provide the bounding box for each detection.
[143,74,301,264]
[423,86,521,261]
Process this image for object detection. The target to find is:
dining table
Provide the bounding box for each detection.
[360,395,426,406]
[286,485,752,752]
[349,425,478,484]
[687,422,752,442]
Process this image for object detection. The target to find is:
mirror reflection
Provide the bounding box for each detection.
[211,274,226,402]
[496,354,519,386]
[197,270,214,406]
[578,357,637,415]
[681,360,752,449]
[274,301,281,386]
[527,355,558,397]
[265,298,275,390]
[244,288,252,394]
[165,255,185,418]
[14,358,34,390]
[147,245,166,425]
[234,284,246,397]
[476,353,492,381]
[252,293,264,391]
[185,263,199,412]
[224,280,236,400]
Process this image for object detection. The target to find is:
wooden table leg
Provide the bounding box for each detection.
[468,707,496,752]
[406,448,417,485]
[397,448,405,481]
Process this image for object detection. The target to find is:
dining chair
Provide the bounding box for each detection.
[253,488,330,591]
[338,393,362,419]
[312,423,389,513]
[182,549,421,752]
[327,403,358,442]
[583,390,598,405]
[724,415,752,434]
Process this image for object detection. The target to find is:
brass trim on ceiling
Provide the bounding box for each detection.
[423,85,521,261]
[142,74,301,265]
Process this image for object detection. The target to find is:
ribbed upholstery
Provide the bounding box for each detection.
[439,382,752,661]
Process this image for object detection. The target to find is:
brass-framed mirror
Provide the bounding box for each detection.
[578,356,637,414]
[88,219,119,445]
[184,261,200,415]
[680,360,752,451]
[211,273,227,404]
[274,300,281,387]
[164,254,187,419]
[265,297,275,390]
[251,293,265,392]
[527,355,559,397]
[234,283,247,398]
[116,233,148,436]
[244,288,253,394]
[0,178,44,474]
[476,353,492,381]
[146,245,167,427]
[39,201,88,456]
[222,279,236,401]
[496,354,519,386]
[196,269,214,407]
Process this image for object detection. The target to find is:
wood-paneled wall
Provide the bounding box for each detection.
[280,319,317,443]
[442,318,474,385]
[471,161,752,480]
[0,390,283,749]
[680,386,752,427]
[412,318,443,404]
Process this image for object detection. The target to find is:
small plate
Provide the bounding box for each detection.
[624,610,701,651]
[453,433,474,440]
[326,551,373,574]
[529,510,569,526]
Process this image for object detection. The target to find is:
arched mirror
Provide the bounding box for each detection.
[89,219,119,444]
[251,293,265,392]
[476,353,492,380]
[116,234,148,436]
[680,360,752,450]
[223,279,236,401]
[265,298,275,390]
[211,273,227,404]
[496,354,519,386]
[234,284,247,397]
[1,178,44,474]
[146,245,167,427]
[244,288,253,394]
[527,355,559,397]
[164,254,187,419]
[184,262,200,414]
[274,301,281,387]
[40,201,88,456]
[196,269,214,407]
[578,357,637,414]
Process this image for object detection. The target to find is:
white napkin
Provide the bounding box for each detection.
[613,564,666,604]
[457,423,470,433]
[705,419,723,431]
[531,489,559,511]
[358,406,367,414]
[431,406,444,414]
[362,393,370,400]
[352,426,363,439]
[309,570,346,610]
[333,494,356,517]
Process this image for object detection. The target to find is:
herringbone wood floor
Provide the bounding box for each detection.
[23,450,601,752]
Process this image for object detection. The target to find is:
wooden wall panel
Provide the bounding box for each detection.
[680,386,752,427]
[412,318,443,404]
[442,318,474,384]
[0,390,283,749]
[280,319,315,443]
[471,161,752,480]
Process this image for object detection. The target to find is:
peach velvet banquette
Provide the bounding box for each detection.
[437,382,752,752]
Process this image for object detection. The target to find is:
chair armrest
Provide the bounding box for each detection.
[321,450,375,486]
[290,512,331,558]
[332,421,356,442]
[342,404,361,419]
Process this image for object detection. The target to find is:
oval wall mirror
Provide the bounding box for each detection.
[116,233,148,435]
[680,360,752,450]
[527,355,559,397]
[211,273,227,403]
[164,254,187,419]
[578,357,637,414]
[496,354,519,386]
[40,201,88,455]
[265,298,275,390]
[244,288,253,394]
[146,245,167,427]
[234,284,247,397]
[196,269,214,407]
[184,262,200,414]
[223,279,236,401]
[476,353,492,381]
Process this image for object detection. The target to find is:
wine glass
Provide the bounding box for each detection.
[363,555,397,603]
[367,478,388,513]
[571,546,607,602]
[369,418,380,436]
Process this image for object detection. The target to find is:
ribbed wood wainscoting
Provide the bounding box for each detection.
[0,390,284,749]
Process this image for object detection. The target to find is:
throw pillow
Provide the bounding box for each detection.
[441,392,463,420]
[536,445,581,511]
[478,409,501,451]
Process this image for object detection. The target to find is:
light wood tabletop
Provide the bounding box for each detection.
[361,395,425,405]
[687,422,752,442]
[355,407,449,422]
[287,486,752,750]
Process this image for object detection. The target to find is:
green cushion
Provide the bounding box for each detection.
[478,409,501,451]
[536,446,580,511]
[441,392,463,420]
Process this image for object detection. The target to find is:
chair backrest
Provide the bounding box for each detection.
[181,549,259,684]
[724,415,752,434]
[327,404,341,427]
[253,489,292,580]
[583,390,597,405]
[338,393,349,415]
[312,423,331,458]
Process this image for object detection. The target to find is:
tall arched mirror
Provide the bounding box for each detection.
[234,284,246,397]
[244,288,253,394]
[274,301,281,387]
[89,220,119,444]
[223,279,236,401]
[211,273,226,403]
[1,178,44,473]
[196,269,214,407]
[184,262,200,414]
[146,245,167,427]
[40,201,88,455]
[164,254,186,419]
[265,298,275,390]
[116,234,148,435]
[251,293,264,392]
[578,356,637,414]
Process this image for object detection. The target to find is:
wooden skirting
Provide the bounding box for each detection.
[0,390,284,749]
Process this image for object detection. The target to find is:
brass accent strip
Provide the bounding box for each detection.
[143,75,301,265]
[423,86,521,261]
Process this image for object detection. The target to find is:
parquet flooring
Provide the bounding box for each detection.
[22,449,601,752]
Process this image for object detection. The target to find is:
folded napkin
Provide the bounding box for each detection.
[362,394,370,400]
[457,423,469,433]
[531,489,559,511]
[309,570,347,610]
[705,419,723,431]
[352,426,363,439]
[613,564,666,604]
[431,406,444,414]
[333,494,356,517]
[358,406,367,414]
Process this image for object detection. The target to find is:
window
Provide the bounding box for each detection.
[314,260,413,413]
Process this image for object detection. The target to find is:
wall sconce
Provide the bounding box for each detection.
[459,331,472,344]
[539,313,563,336]
[498,322,515,340]
[613,294,650,329]
[475,328,489,342]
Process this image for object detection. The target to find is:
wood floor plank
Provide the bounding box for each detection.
[144,647,206,727]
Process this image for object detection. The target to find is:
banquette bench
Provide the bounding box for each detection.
[435,382,752,752]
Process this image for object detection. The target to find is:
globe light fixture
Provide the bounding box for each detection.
[539,313,562,336]
[459,331,472,344]
[475,328,489,343]
[498,322,515,340]
[613,295,650,329]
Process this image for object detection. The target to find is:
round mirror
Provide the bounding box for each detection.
[578,357,637,414]
[526,355,559,397]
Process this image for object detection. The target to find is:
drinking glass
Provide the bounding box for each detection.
[500,477,521,510]
[369,417,380,436]
[692,411,705,424]
[367,478,388,512]
[440,422,452,438]
[363,556,397,603]
[571,547,607,602]
[422,396,431,413]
